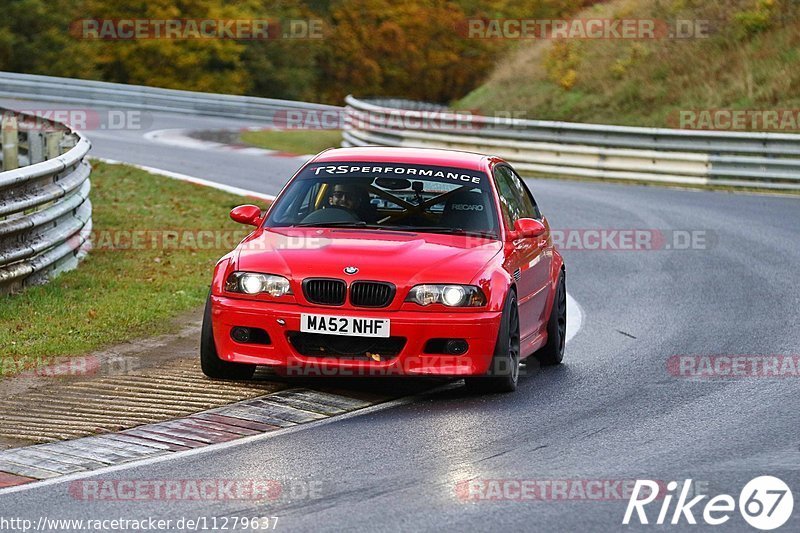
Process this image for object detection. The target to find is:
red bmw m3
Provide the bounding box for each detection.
[201,147,565,392]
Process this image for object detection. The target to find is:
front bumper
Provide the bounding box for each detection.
[210,295,502,377]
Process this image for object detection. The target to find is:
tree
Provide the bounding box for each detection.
[78,0,251,93]
[319,0,501,103]
[0,0,96,79]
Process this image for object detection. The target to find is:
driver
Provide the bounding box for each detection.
[329,183,363,211]
[328,183,378,223]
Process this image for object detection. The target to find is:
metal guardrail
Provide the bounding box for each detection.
[343,96,800,190]
[0,109,92,294]
[0,71,341,121]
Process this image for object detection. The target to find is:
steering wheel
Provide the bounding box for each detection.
[299,205,361,224]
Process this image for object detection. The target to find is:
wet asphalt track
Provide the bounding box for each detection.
[0,98,799,532]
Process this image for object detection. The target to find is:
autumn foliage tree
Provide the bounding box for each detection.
[78,0,251,93]
[0,0,590,104]
[317,0,499,103]
[0,0,97,79]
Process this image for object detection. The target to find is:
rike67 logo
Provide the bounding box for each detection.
[623,477,794,530]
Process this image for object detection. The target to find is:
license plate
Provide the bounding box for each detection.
[300,313,390,338]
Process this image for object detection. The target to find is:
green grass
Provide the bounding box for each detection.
[239,129,342,155]
[455,0,800,130]
[0,162,263,377]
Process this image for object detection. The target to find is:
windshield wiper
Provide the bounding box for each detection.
[292,221,369,228]
[392,226,498,238]
[289,222,495,238]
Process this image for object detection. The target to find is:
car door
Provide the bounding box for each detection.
[493,165,551,343]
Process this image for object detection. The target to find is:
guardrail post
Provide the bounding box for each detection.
[1,114,19,170]
[27,131,46,164]
[45,131,64,159]
[59,133,77,153]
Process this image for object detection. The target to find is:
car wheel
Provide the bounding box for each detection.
[464,290,520,393]
[200,294,256,380]
[535,269,566,366]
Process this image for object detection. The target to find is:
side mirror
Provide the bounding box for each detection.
[230,205,263,226]
[511,218,546,239]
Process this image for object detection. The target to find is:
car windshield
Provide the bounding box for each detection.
[265,161,500,237]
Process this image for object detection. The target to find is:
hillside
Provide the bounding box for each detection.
[456,0,800,130]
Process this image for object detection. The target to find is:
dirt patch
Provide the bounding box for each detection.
[0,305,442,451]
[0,306,286,450]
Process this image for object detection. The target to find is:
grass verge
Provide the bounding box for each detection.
[0,162,264,377]
[239,129,342,154]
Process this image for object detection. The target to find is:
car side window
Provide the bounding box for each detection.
[494,165,538,228]
[493,166,518,229]
[508,168,542,219]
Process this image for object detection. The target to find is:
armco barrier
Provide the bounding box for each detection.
[343,96,800,190]
[0,109,92,294]
[0,71,340,121]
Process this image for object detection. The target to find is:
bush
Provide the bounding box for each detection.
[733,0,776,39]
[544,40,583,90]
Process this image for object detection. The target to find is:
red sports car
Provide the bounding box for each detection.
[201,147,566,392]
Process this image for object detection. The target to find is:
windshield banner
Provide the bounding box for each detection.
[301,162,487,187]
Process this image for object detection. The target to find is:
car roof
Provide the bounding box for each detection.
[311,146,492,171]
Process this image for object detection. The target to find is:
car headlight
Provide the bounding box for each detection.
[226,272,292,297]
[405,284,486,307]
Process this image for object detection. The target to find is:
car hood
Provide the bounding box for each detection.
[234,227,502,285]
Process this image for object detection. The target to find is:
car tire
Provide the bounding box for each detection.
[200,294,256,380]
[534,269,566,366]
[464,290,520,394]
